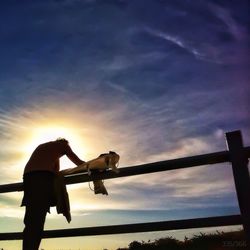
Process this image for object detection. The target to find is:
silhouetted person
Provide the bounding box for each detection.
[21,138,84,250]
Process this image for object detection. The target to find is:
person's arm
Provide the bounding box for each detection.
[65,145,85,166]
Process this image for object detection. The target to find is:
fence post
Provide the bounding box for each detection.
[226,130,250,244]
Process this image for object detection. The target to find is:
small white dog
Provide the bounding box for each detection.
[61,151,120,195]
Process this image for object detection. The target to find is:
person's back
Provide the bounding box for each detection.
[24,140,71,174]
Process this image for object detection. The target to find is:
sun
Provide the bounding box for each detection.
[27,125,75,147]
[22,123,86,169]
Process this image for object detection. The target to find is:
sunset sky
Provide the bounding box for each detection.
[0,0,249,249]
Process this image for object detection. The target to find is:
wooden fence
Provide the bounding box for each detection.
[0,130,249,245]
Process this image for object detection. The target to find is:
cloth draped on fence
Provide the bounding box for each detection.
[55,151,120,222]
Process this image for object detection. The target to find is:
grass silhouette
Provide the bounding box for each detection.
[0,230,246,250]
[116,229,247,250]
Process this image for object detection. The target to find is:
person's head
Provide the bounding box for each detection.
[56,138,69,144]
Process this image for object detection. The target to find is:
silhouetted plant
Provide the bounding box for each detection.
[129,241,143,250]
[116,230,246,250]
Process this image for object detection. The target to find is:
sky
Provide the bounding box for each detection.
[0,0,249,249]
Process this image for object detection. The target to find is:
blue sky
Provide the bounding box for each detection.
[0,0,249,249]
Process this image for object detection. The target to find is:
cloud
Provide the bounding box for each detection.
[209,3,247,42]
[106,160,238,209]
[144,27,204,60]
[0,2,249,242]
[0,90,240,219]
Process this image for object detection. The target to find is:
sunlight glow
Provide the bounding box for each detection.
[22,123,87,169]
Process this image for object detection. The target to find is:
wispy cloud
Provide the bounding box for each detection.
[0,88,239,217]
[144,27,204,60]
[209,3,247,42]
[0,2,249,248]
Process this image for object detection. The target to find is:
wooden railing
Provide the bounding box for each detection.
[0,130,249,245]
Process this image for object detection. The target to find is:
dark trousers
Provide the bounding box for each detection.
[23,203,47,250]
[22,171,55,250]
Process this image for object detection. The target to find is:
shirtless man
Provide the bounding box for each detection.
[21,138,84,250]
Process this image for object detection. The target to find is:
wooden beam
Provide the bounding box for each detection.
[226,131,250,246]
[0,147,250,193]
[0,215,242,240]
